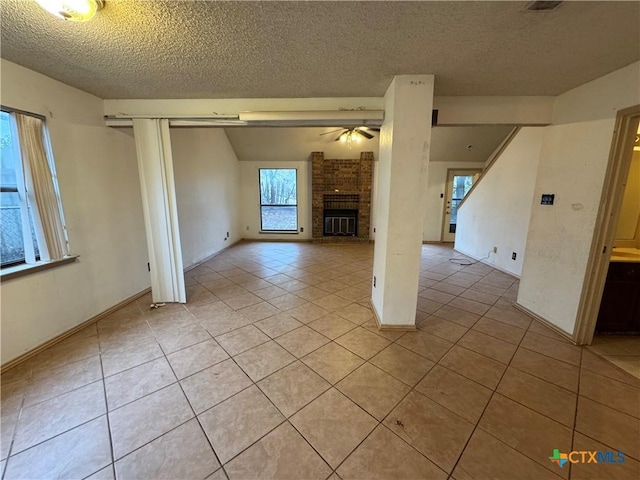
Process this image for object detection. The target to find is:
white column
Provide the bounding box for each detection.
[133,119,186,303]
[372,76,434,328]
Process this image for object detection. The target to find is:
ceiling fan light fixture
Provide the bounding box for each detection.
[36,0,104,22]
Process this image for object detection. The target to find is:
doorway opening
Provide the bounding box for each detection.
[441,169,481,242]
[574,106,640,361]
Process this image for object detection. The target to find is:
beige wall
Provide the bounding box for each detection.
[455,128,543,276]
[171,129,241,268]
[0,60,149,364]
[518,61,640,335]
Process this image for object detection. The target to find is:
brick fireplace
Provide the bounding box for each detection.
[311,151,373,241]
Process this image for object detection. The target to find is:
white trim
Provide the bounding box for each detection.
[7,113,37,263]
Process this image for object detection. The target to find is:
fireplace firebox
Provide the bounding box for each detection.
[324,209,358,236]
[323,194,359,236]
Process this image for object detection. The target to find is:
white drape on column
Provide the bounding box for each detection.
[133,118,186,304]
[14,113,68,261]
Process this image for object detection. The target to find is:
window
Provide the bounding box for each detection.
[0,109,68,270]
[1,112,38,267]
[449,174,475,229]
[259,168,298,231]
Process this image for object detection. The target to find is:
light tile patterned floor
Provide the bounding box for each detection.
[587,336,640,379]
[1,242,639,479]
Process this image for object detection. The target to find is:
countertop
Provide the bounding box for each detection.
[610,247,640,263]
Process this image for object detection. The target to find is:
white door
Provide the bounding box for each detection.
[442,169,481,242]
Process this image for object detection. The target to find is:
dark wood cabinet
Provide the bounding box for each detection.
[596,262,640,333]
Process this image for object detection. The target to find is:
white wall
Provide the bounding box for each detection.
[239,160,312,240]
[0,60,149,364]
[433,96,554,125]
[518,61,640,336]
[225,127,380,163]
[171,129,241,267]
[454,128,543,276]
[422,161,487,242]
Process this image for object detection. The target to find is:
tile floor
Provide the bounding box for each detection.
[587,336,640,379]
[1,242,639,480]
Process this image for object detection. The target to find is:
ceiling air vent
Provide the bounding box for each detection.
[526,1,563,11]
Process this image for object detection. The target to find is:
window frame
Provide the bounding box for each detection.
[0,187,40,268]
[0,183,28,268]
[1,108,39,268]
[258,168,299,233]
[0,105,75,279]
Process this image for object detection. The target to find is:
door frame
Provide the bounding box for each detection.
[440,168,482,242]
[574,105,640,345]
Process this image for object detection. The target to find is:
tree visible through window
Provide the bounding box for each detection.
[259,169,298,231]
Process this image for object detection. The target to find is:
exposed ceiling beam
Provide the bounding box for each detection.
[103,96,554,127]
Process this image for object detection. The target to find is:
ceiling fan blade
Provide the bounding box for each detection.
[355,129,374,139]
[320,128,346,136]
[359,127,380,132]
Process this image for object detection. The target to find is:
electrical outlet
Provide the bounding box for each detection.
[300,227,304,232]
[493,246,498,254]
[512,252,517,260]
[373,276,376,287]
[227,231,229,237]
[373,228,376,233]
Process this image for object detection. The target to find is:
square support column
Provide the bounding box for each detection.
[371,75,434,328]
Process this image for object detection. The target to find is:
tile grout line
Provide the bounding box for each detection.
[92,354,116,480]
[5,412,107,475]
[327,261,515,475]
[8,243,634,479]
[568,347,585,479]
[195,320,336,476]
[445,311,539,478]
[412,300,586,426]
[146,322,225,480]
[197,273,418,477]
[104,307,208,463]
[330,324,465,476]
[0,367,32,480]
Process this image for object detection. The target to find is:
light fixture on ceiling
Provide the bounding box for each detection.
[36,0,104,22]
[339,129,363,149]
[320,127,379,149]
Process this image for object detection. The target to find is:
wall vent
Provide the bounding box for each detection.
[526,1,563,11]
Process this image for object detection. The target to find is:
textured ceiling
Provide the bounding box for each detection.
[224,125,512,163]
[1,1,638,99]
